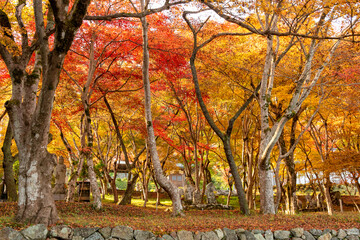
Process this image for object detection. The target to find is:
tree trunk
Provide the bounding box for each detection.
[66,157,85,202]
[227,181,233,206]
[323,175,333,215]
[274,158,282,213]
[354,177,360,196]
[86,149,102,210]
[0,0,90,225]
[259,163,275,214]
[183,13,258,215]
[140,8,183,216]
[119,173,139,205]
[111,177,118,203]
[1,122,18,201]
[278,133,297,214]
[16,150,58,225]
[223,138,250,215]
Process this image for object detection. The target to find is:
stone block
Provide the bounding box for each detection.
[318,233,332,240]
[85,232,105,240]
[346,236,359,240]
[177,230,194,240]
[309,230,322,237]
[291,228,304,238]
[254,233,266,240]
[112,226,134,240]
[346,229,360,236]
[21,224,48,240]
[0,227,26,240]
[265,230,273,240]
[338,230,347,239]
[74,228,100,238]
[99,227,112,239]
[244,231,257,240]
[50,225,73,239]
[163,234,175,240]
[135,230,156,240]
[203,231,220,240]
[223,228,237,240]
[215,229,225,240]
[274,231,291,240]
[303,231,316,240]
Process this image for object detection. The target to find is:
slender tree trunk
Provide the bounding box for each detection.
[111,170,119,203]
[80,32,102,210]
[66,157,84,202]
[83,107,102,210]
[223,138,250,214]
[323,174,333,215]
[140,8,183,216]
[227,180,233,206]
[1,122,18,201]
[354,177,360,196]
[278,133,297,214]
[119,173,139,205]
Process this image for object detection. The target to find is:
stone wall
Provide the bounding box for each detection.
[0,224,359,240]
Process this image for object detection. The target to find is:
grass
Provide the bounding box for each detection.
[1,196,360,235]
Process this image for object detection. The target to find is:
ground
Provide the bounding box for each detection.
[0,196,359,235]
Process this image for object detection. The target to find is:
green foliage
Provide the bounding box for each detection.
[115,177,128,190]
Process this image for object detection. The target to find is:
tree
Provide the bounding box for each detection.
[200,0,359,214]
[140,0,183,216]
[183,11,267,215]
[0,0,91,224]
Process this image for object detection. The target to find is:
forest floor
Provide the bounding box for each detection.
[0,196,359,235]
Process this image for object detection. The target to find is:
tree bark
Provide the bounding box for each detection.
[323,175,334,215]
[183,13,254,215]
[119,173,139,205]
[1,121,18,201]
[140,4,183,216]
[0,0,90,225]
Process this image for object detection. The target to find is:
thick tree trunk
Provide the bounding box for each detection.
[0,0,90,225]
[140,9,183,216]
[259,165,275,214]
[1,122,17,201]
[16,150,58,225]
[119,173,139,205]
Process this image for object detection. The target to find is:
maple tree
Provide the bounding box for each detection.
[0,0,91,225]
[200,0,360,214]
[0,0,360,227]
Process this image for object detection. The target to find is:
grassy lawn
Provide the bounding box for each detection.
[1,196,360,235]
